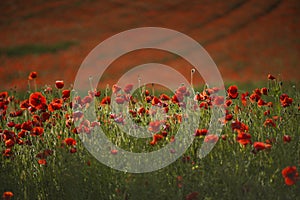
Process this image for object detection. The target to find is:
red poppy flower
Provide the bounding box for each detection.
[38,159,47,165]
[150,133,164,145]
[253,142,271,151]
[257,99,266,107]
[148,121,161,133]
[194,129,208,136]
[29,92,47,110]
[283,135,291,143]
[236,131,251,146]
[20,99,30,110]
[21,121,33,131]
[115,96,125,104]
[70,147,77,153]
[55,80,64,89]
[112,84,121,94]
[160,94,170,101]
[111,149,118,155]
[227,85,238,99]
[124,84,134,93]
[64,137,76,146]
[0,91,8,99]
[185,191,199,200]
[2,191,13,200]
[267,74,276,80]
[28,71,37,80]
[264,118,276,127]
[101,96,111,105]
[199,102,209,109]
[5,139,15,148]
[31,127,44,136]
[151,96,161,105]
[62,90,71,99]
[204,134,218,143]
[280,94,293,107]
[282,166,299,186]
[231,120,249,132]
[213,96,224,106]
[261,87,268,95]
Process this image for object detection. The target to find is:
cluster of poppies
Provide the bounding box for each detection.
[0,70,299,200]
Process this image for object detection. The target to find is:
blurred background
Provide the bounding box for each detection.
[0,0,299,91]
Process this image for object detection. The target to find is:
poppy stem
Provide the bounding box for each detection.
[191,68,195,89]
[33,79,37,92]
[152,83,155,96]
[27,80,31,93]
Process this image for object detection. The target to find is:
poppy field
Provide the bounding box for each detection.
[0,72,299,200]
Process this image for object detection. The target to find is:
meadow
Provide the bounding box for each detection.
[0,72,299,200]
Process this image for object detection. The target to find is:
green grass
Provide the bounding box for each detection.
[0,41,77,57]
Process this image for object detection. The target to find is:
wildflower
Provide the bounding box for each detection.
[112,84,121,94]
[150,134,164,145]
[227,85,238,99]
[185,191,199,200]
[5,139,15,148]
[124,84,134,93]
[38,159,47,165]
[28,71,37,80]
[267,74,276,80]
[29,92,47,110]
[62,90,71,99]
[253,142,271,151]
[264,118,276,127]
[115,95,125,104]
[70,147,77,153]
[111,149,118,155]
[55,80,64,89]
[160,93,170,101]
[261,87,268,95]
[194,129,208,136]
[231,120,249,132]
[280,94,293,107]
[282,166,299,186]
[148,120,161,133]
[236,131,251,146]
[257,99,266,107]
[31,127,44,136]
[283,135,291,143]
[213,96,224,106]
[64,138,76,146]
[48,99,63,112]
[204,134,218,143]
[100,96,111,105]
[2,191,13,200]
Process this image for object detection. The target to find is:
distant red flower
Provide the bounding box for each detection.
[124,84,134,93]
[64,137,76,146]
[231,120,249,132]
[20,99,30,110]
[227,85,238,99]
[38,159,47,165]
[21,121,33,131]
[101,96,111,105]
[236,131,251,146]
[253,142,271,151]
[5,139,15,148]
[148,121,161,133]
[28,71,37,80]
[204,134,218,143]
[112,84,121,94]
[261,87,268,95]
[29,92,47,110]
[111,149,118,155]
[282,166,299,186]
[150,134,164,146]
[185,191,199,200]
[2,191,13,200]
[0,91,8,99]
[48,99,63,112]
[194,129,208,136]
[70,147,77,153]
[62,90,71,99]
[213,96,224,106]
[55,80,64,89]
[160,94,170,101]
[31,127,44,136]
[257,99,266,107]
[280,94,293,107]
[115,96,125,104]
[283,135,291,143]
[151,96,161,105]
[267,74,276,80]
[264,118,276,127]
